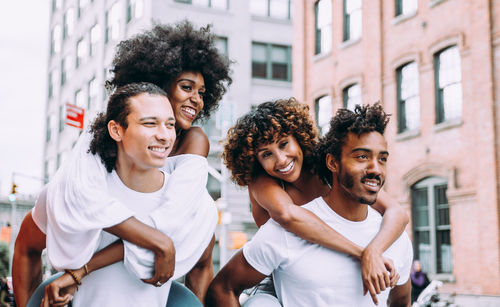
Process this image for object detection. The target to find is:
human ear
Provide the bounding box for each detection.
[326,153,338,173]
[108,120,123,142]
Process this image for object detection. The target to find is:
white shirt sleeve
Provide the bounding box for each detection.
[242,219,288,276]
[31,185,48,234]
[396,234,414,286]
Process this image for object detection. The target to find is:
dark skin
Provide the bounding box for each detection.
[207,132,410,306]
[247,135,407,304]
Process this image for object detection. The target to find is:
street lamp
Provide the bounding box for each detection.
[8,182,17,274]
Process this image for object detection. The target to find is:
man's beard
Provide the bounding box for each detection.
[337,165,383,205]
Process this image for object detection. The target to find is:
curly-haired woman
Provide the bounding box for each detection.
[221,98,409,306]
[13,21,231,307]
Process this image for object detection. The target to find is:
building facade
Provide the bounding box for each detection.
[293,0,500,304]
[44,0,293,266]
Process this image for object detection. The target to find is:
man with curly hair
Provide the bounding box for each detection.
[13,20,230,306]
[207,103,412,307]
[14,83,216,307]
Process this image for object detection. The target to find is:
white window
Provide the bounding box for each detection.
[75,89,86,108]
[51,24,62,54]
[396,0,418,16]
[344,0,362,41]
[76,38,88,67]
[343,83,361,111]
[106,2,121,43]
[88,77,99,110]
[397,62,420,131]
[90,24,101,56]
[127,0,144,22]
[315,0,332,55]
[435,46,462,123]
[315,95,332,136]
[63,7,75,39]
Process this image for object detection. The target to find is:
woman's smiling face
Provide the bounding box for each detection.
[256,135,304,183]
[168,71,206,131]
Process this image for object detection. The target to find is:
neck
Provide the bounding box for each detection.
[323,181,368,222]
[115,159,164,193]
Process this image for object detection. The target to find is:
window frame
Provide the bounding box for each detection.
[251,42,292,82]
[342,83,362,111]
[343,0,362,42]
[314,0,332,55]
[396,61,420,133]
[411,177,453,276]
[434,45,462,124]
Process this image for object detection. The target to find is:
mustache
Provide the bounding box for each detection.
[361,173,382,184]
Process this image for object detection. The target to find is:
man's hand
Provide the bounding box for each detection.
[142,236,175,287]
[361,247,399,305]
[40,272,79,307]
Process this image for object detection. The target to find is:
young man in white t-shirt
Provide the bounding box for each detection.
[207,103,413,307]
[13,83,216,307]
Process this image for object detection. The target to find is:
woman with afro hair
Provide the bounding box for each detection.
[221,98,409,306]
[16,21,231,307]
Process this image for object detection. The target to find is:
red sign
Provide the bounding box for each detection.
[66,103,85,130]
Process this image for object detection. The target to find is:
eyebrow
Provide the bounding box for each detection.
[352,148,389,156]
[139,116,175,121]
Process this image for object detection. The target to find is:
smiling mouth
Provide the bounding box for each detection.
[277,160,294,173]
[181,106,196,120]
[148,146,169,155]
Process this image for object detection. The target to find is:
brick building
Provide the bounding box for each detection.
[293,0,500,304]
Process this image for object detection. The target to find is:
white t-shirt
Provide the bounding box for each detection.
[243,197,413,307]
[35,171,172,306]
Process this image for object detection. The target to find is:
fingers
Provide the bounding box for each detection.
[367,282,379,305]
[390,271,400,288]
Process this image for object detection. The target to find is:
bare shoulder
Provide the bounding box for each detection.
[176,127,210,157]
[249,174,283,197]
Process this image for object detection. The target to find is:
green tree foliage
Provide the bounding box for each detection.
[0,243,9,277]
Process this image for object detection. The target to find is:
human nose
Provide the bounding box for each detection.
[275,150,287,166]
[190,91,203,105]
[366,158,383,176]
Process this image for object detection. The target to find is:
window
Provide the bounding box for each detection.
[411,177,452,275]
[51,24,62,55]
[48,70,54,98]
[314,0,332,55]
[88,77,99,109]
[343,83,361,111]
[252,43,291,81]
[75,89,86,108]
[315,95,332,136]
[52,0,62,12]
[215,37,228,56]
[78,0,90,18]
[59,105,65,132]
[76,38,88,68]
[106,2,121,43]
[90,24,101,56]
[434,46,462,124]
[397,62,420,132]
[395,0,418,16]
[63,8,75,39]
[61,55,73,86]
[46,116,52,142]
[343,0,362,41]
[174,0,228,9]
[127,0,143,22]
[251,0,292,19]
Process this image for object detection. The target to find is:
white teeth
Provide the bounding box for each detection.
[182,106,196,116]
[365,182,378,187]
[150,147,166,153]
[278,161,294,173]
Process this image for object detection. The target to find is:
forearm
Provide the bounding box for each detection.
[86,240,124,274]
[12,251,43,307]
[278,205,363,258]
[185,236,215,303]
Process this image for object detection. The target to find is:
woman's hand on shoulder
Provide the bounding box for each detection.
[174,127,210,157]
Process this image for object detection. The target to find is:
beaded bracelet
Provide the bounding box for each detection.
[65,269,82,286]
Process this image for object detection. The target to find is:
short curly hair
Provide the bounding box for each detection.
[315,103,390,185]
[88,82,169,172]
[106,20,232,121]
[223,98,319,186]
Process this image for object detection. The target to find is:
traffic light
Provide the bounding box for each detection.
[10,183,18,195]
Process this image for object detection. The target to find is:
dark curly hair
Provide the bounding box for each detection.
[106,20,232,121]
[315,103,390,185]
[89,82,169,172]
[223,98,319,186]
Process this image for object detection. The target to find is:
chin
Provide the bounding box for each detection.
[359,196,377,206]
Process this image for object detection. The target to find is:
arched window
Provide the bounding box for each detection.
[411,177,452,275]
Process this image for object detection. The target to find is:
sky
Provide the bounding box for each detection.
[0,1,50,197]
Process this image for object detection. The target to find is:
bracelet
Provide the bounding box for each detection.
[84,264,89,276]
[65,269,82,286]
